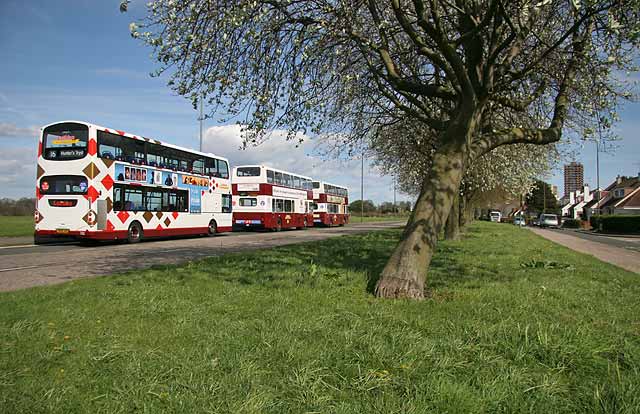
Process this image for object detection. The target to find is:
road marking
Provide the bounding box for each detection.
[0,244,37,250]
[0,265,40,273]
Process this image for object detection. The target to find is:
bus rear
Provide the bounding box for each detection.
[35,121,95,242]
[312,181,350,226]
[232,165,314,231]
[35,120,233,243]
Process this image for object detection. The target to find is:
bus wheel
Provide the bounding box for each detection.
[127,222,143,243]
[208,220,218,236]
[274,219,282,232]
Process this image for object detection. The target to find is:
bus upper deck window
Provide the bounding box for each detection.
[43,123,88,160]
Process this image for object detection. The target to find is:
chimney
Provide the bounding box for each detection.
[616,175,623,184]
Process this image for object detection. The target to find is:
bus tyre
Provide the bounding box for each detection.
[127,222,143,244]
[34,233,44,245]
[208,220,217,236]
[275,219,282,232]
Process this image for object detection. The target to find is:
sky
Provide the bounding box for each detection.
[0,0,638,203]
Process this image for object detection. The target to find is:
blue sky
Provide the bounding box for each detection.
[0,0,638,203]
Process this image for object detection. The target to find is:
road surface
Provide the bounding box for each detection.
[529,227,640,274]
[0,221,405,292]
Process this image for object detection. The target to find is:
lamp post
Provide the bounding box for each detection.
[393,176,397,214]
[361,149,364,222]
[199,94,204,152]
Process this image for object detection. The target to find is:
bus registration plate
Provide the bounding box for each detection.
[56,228,70,234]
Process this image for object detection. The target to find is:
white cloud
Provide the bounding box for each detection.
[203,124,413,204]
[0,147,36,198]
[0,122,39,138]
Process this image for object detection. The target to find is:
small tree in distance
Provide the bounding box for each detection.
[349,200,377,216]
[526,180,559,215]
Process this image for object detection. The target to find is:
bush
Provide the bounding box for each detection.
[597,215,640,234]
[562,218,581,228]
[590,215,601,230]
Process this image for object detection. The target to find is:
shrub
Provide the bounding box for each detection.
[562,218,581,228]
[590,215,601,230]
[598,215,640,234]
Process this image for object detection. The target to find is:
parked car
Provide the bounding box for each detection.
[513,216,526,226]
[489,211,502,222]
[539,214,559,228]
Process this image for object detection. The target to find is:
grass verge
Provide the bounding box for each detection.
[350,215,409,223]
[1,222,639,412]
[0,216,33,238]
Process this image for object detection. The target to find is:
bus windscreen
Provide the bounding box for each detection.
[236,167,260,177]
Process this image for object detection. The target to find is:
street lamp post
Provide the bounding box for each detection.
[199,94,204,152]
[361,150,364,223]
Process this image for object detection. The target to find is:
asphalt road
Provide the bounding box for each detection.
[0,221,405,292]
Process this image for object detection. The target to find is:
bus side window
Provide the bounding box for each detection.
[192,158,205,175]
[222,194,232,213]
[205,158,219,177]
[175,190,188,212]
[267,170,274,184]
[113,186,123,211]
[219,160,229,179]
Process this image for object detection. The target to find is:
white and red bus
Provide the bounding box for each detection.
[312,181,350,226]
[232,165,314,231]
[34,120,232,243]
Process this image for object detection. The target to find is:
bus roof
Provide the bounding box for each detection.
[234,164,313,181]
[313,180,348,191]
[41,120,229,163]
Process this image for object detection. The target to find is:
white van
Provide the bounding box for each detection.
[489,211,502,222]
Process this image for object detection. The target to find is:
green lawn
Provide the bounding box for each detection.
[1,222,639,413]
[351,215,409,223]
[0,216,33,237]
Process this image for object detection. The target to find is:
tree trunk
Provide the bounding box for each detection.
[460,196,474,229]
[444,191,460,240]
[374,146,466,299]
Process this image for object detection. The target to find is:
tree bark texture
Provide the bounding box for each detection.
[444,191,460,241]
[374,146,466,299]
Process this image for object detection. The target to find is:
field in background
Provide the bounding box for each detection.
[1,222,638,412]
[351,214,409,223]
[0,216,33,237]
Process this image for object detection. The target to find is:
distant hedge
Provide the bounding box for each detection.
[592,215,640,234]
[562,218,581,228]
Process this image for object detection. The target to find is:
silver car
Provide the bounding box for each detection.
[539,214,559,228]
[513,216,526,226]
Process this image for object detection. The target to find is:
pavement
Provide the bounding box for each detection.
[528,227,640,274]
[0,221,405,292]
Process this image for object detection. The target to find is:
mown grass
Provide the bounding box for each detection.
[0,216,33,237]
[351,214,409,223]
[1,222,639,413]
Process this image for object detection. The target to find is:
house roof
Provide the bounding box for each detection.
[617,187,640,209]
[583,199,599,209]
[606,176,640,192]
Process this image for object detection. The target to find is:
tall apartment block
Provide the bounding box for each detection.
[564,162,584,196]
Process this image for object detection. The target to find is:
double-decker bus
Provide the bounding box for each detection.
[34,120,232,243]
[312,181,350,226]
[231,165,314,231]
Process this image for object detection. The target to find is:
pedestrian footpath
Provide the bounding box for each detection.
[529,228,640,274]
